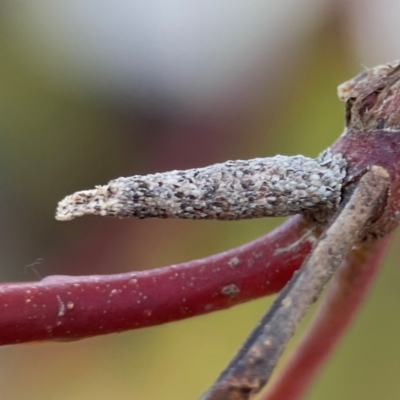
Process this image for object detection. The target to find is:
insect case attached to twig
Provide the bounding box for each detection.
[56,61,400,399]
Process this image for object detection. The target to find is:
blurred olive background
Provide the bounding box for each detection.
[1,1,400,399]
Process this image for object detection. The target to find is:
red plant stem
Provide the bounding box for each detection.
[0,215,316,346]
[260,235,391,400]
[332,132,400,235]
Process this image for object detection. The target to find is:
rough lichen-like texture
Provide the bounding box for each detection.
[56,149,346,222]
[338,60,400,132]
[333,60,400,236]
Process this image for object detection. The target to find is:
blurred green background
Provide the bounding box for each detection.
[1,1,400,399]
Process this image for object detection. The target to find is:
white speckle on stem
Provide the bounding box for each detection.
[228,257,240,268]
[56,295,66,317]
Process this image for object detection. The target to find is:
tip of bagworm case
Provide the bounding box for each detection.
[55,185,118,221]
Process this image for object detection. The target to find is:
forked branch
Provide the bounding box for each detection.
[2,60,400,400]
[261,235,391,400]
[201,166,390,400]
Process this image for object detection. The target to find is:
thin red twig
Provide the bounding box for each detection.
[0,215,315,345]
[260,236,391,400]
